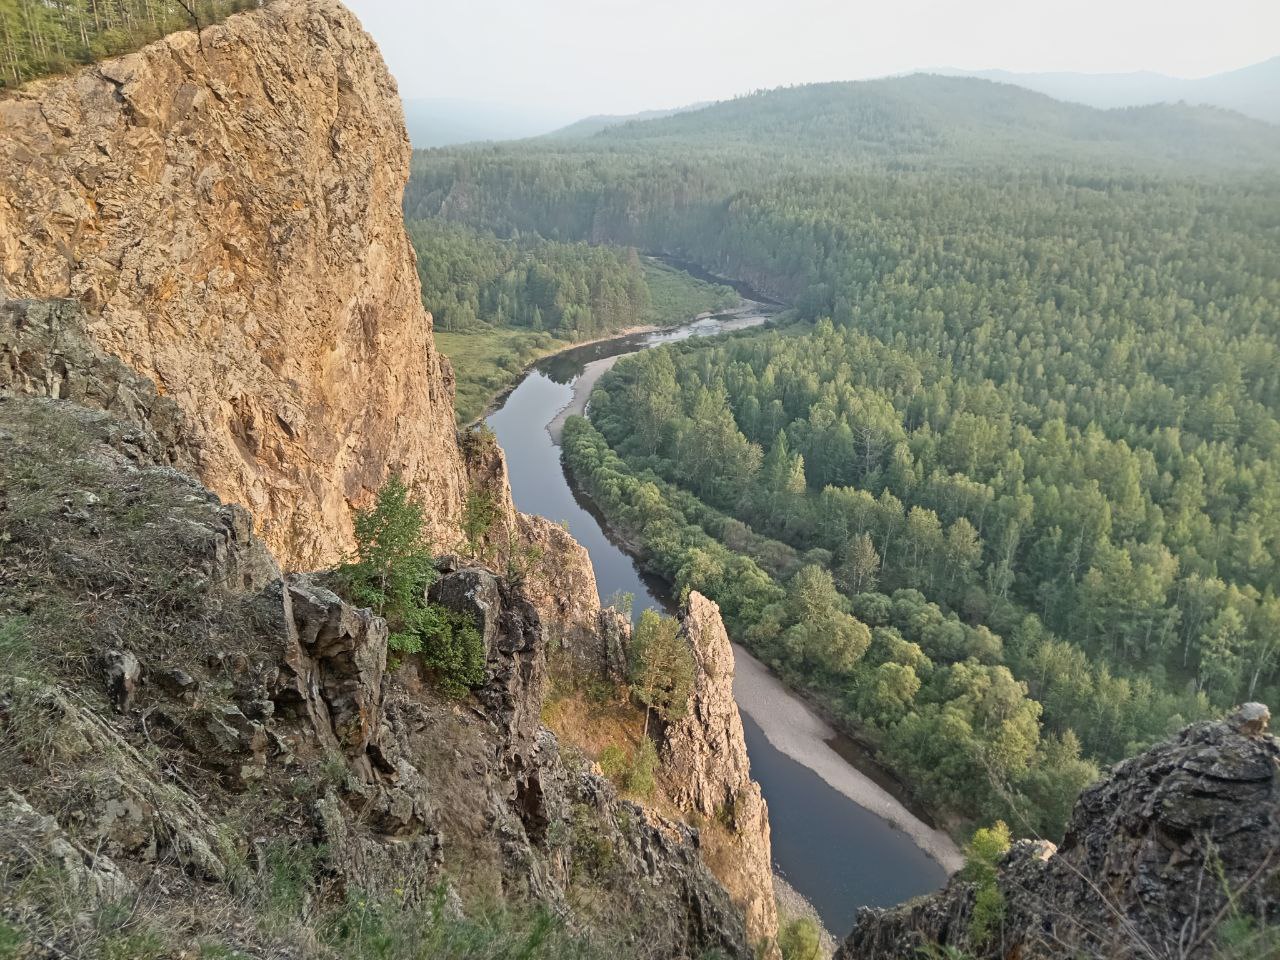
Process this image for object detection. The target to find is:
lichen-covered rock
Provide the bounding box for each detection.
[0,0,469,569]
[430,563,547,761]
[1,791,134,907]
[518,512,613,664]
[267,574,390,769]
[664,592,779,956]
[838,703,1280,959]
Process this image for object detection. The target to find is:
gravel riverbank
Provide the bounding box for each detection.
[732,643,965,874]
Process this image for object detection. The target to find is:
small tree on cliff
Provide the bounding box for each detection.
[337,475,484,695]
[628,609,695,739]
[460,489,499,560]
[341,474,435,620]
[962,820,1012,944]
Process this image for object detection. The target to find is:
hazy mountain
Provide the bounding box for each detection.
[544,103,712,139]
[402,98,579,147]
[586,74,1280,169]
[937,57,1280,124]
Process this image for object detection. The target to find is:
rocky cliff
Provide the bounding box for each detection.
[0,5,783,956]
[666,593,780,955]
[0,0,466,570]
[0,384,755,958]
[0,0,625,690]
[838,703,1280,960]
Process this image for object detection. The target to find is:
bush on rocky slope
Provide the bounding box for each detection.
[0,383,754,958]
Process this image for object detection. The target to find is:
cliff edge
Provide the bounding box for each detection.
[667,593,780,954]
[838,703,1279,960]
[0,0,464,569]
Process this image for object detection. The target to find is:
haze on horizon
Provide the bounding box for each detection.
[345,0,1278,121]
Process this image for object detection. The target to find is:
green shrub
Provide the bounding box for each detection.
[625,738,658,799]
[968,882,1005,946]
[597,744,628,784]
[339,475,437,624]
[628,609,695,738]
[777,916,821,960]
[415,605,486,696]
[962,821,1011,945]
[460,490,500,559]
[336,477,485,696]
[324,886,607,960]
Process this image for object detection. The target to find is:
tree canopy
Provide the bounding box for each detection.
[413,74,1279,836]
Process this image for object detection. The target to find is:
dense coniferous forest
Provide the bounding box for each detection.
[409,76,1280,837]
[406,219,653,337]
[0,0,257,86]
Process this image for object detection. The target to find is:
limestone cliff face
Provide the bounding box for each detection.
[665,593,780,955]
[838,703,1280,960]
[0,0,466,569]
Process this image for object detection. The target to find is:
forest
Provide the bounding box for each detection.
[406,218,736,422]
[407,219,653,338]
[0,0,257,85]
[411,76,1280,838]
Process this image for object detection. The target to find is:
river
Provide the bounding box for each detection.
[485,302,952,936]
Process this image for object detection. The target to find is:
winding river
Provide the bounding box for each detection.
[486,299,954,935]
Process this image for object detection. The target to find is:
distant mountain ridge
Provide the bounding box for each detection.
[936,56,1280,124]
[582,74,1280,170]
[402,97,580,147]
[544,103,711,139]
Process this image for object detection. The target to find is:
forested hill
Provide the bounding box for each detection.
[409,71,1280,840]
[582,75,1280,168]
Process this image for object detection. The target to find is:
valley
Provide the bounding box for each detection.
[484,302,957,932]
[1,2,1278,958]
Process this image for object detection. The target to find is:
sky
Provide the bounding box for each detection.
[344,0,1280,119]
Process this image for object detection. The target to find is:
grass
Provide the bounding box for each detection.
[437,327,568,425]
[436,258,740,425]
[640,259,739,324]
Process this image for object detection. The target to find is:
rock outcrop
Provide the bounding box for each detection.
[664,593,780,955]
[0,390,755,958]
[0,0,467,569]
[0,5,778,956]
[1,296,196,470]
[838,703,1280,960]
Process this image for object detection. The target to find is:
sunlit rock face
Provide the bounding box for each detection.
[0,0,468,569]
[664,592,780,956]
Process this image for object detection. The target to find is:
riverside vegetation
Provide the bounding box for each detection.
[406,218,736,422]
[3,4,1279,957]
[412,77,1280,843]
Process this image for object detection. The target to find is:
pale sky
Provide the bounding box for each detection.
[344,0,1280,118]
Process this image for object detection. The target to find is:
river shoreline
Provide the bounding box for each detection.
[773,873,839,958]
[546,303,769,443]
[489,281,955,927]
[518,298,964,869]
[733,644,965,873]
[561,458,964,872]
[556,419,961,867]
[468,321,666,428]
